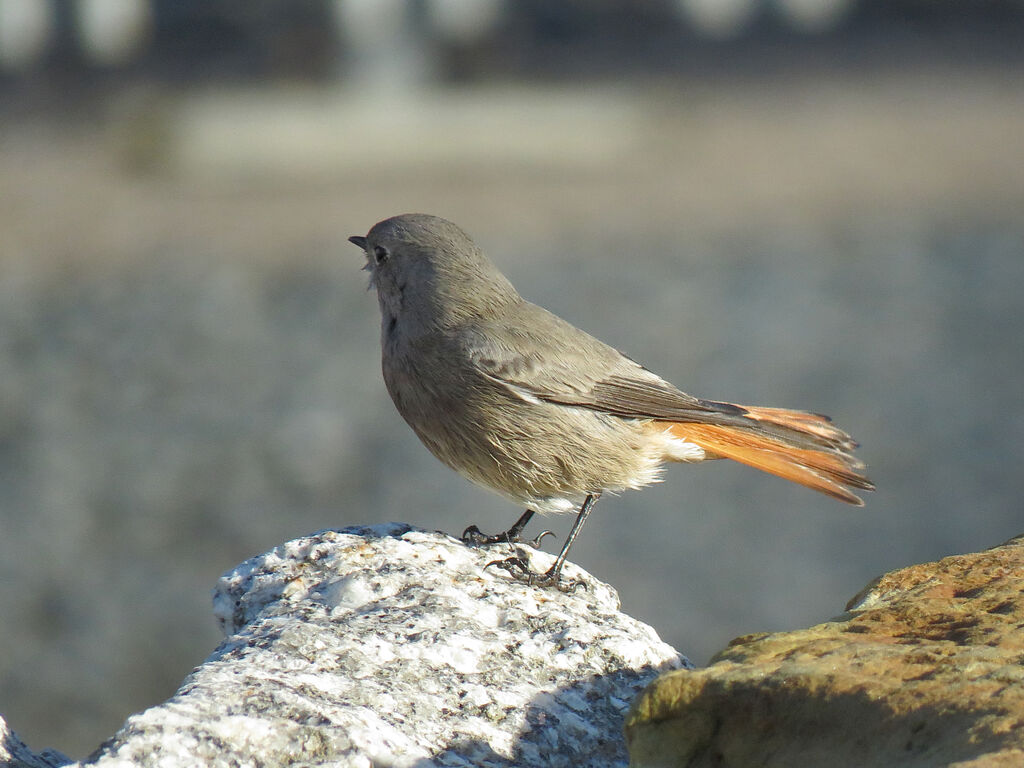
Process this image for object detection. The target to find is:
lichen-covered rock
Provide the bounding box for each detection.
[72,524,685,767]
[625,534,1024,768]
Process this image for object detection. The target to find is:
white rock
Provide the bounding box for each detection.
[0,713,70,767]
[59,523,686,767]
[0,525,686,765]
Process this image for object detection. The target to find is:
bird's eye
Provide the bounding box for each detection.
[373,245,389,264]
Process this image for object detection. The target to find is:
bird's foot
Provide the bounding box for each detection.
[461,524,554,550]
[485,555,585,593]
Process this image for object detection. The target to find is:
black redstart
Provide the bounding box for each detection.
[349,214,873,588]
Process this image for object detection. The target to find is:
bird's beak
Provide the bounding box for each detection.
[348,235,368,250]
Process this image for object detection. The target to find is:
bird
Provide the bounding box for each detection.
[349,213,873,589]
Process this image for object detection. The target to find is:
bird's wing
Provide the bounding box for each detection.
[462,301,742,424]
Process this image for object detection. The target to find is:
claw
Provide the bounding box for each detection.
[461,524,491,546]
[528,530,556,549]
[485,555,530,574]
[461,526,516,547]
[460,509,537,547]
[484,555,586,593]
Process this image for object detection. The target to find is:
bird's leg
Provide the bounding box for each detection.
[487,494,599,592]
[461,509,553,549]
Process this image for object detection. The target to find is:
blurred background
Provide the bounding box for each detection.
[1,0,1023,758]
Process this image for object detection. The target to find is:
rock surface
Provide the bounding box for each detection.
[1,715,71,768]
[55,524,684,767]
[10,528,1023,767]
[625,533,1024,768]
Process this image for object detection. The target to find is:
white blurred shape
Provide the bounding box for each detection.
[332,0,407,35]
[426,0,503,44]
[0,0,54,71]
[332,0,434,89]
[775,0,852,32]
[75,0,150,66]
[675,0,758,39]
[172,88,642,180]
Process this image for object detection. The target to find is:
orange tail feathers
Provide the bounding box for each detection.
[664,406,874,505]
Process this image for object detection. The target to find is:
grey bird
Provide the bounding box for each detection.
[349,214,873,588]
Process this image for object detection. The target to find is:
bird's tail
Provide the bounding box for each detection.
[662,405,874,505]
